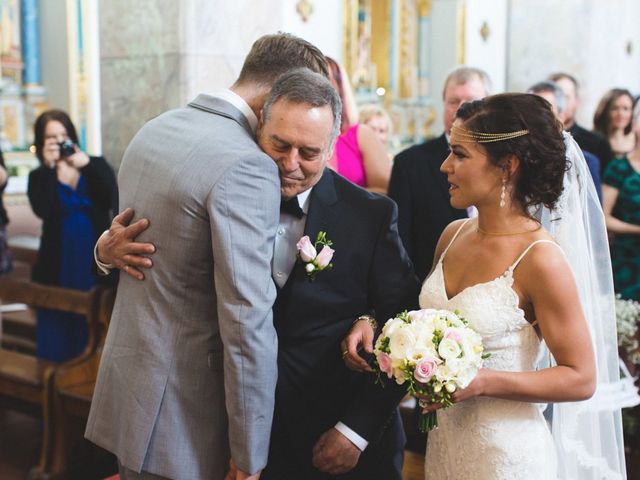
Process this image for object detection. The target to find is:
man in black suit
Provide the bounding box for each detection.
[528,80,603,202]
[549,72,613,173]
[96,69,418,480]
[388,67,491,282]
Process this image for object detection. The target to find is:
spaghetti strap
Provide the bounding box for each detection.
[510,239,562,271]
[440,219,472,261]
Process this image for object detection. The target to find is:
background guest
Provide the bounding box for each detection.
[602,137,640,301]
[593,88,636,161]
[0,148,11,274]
[27,110,117,361]
[633,95,640,139]
[388,66,491,282]
[327,57,391,193]
[549,72,613,173]
[359,103,392,147]
[527,80,602,201]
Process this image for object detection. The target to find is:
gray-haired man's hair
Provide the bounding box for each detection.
[442,66,492,99]
[263,68,342,150]
[528,80,566,113]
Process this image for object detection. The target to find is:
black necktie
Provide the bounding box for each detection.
[280,197,304,218]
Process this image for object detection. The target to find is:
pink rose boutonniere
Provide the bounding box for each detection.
[296,231,334,280]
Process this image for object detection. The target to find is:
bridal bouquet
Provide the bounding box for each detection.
[373,309,487,432]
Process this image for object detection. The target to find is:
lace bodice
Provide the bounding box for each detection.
[422,220,557,480]
[419,255,541,373]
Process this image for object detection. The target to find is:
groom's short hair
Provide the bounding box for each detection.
[262,68,342,150]
[236,33,329,87]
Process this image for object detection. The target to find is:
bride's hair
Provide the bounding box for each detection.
[455,93,567,211]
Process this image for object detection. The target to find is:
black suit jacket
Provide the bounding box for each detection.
[265,169,419,480]
[568,123,613,174]
[388,134,467,282]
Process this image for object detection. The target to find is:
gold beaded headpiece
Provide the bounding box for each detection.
[451,125,530,143]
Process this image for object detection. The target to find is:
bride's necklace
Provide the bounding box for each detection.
[476,223,542,236]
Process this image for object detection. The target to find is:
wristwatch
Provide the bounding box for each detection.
[353,314,378,332]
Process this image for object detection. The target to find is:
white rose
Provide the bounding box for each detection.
[444,310,465,327]
[388,325,417,360]
[436,364,453,384]
[407,347,434,365]
[438,338,462,360]
[454,364,478,389]
[434,316,448,332]
[382,317,406,338]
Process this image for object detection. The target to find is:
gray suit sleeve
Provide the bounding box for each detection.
[208,153,280,474]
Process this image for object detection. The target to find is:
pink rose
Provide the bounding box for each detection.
[414,357,438,383]
[443,328,462,344]
[315,246,334,269]
[296,235,317,262]
[377,352,393,378]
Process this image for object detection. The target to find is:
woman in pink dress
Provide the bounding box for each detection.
[327,57,391,194]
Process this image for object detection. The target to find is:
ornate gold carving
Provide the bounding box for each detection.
[456,2,466,64]
[416,0,433,17]
[480,21,490,42]
[296,0,313,23]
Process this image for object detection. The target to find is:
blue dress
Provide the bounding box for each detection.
[36,175,96,361]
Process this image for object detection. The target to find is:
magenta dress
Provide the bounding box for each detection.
[335,124,366,187]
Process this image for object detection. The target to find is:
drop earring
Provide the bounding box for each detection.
[499,179,507,208]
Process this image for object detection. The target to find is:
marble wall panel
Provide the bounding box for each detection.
[100,53,181,169]
[180,0,283,57]
[180,54,239,105]
[99,0,181,58]
[507,0,640,127]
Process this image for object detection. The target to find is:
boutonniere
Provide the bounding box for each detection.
[296,231,334,280]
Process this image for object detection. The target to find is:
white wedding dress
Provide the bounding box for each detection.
[421,220,557,480]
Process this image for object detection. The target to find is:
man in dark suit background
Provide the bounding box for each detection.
[96,69,418,479]
[528,80,603,202]
[549,72,613,173]
[388,67,492,282]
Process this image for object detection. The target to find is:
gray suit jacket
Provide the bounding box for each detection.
[86,95,280,479]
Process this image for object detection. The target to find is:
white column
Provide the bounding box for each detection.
[65,0,101,155]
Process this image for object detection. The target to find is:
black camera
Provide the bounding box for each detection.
[58,139,76,158]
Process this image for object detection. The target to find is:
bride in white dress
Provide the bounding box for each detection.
[343,93,626,479]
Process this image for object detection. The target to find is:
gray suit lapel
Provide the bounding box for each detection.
[188,94,254,138]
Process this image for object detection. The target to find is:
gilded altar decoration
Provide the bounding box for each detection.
[296,0,313,22]
[480,21,490,42]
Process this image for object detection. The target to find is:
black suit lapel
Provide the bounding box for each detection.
[303,169,338,239]
[277,169,338,293]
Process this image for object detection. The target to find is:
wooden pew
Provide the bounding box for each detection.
[42,286,117,479]
[0,279,104,479]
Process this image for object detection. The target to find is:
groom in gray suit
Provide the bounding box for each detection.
[85,34,328,480]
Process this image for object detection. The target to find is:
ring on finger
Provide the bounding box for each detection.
[418,399,430,408]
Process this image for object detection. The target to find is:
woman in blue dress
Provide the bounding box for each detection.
[28,110,117,361]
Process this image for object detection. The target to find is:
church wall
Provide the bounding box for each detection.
[507,0,640,129]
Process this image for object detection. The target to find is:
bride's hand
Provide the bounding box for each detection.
[340,319,375,372]
[418,369,488,413]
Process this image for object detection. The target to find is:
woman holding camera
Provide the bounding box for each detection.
[28,109,117,361]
